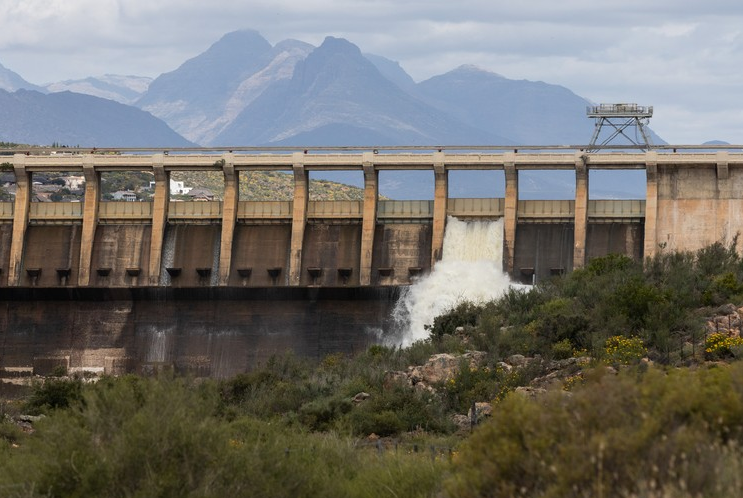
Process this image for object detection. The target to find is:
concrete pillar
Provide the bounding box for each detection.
[716,150,730,184]
[573,153,589,270]
[431,152,447,264]
[359,152,378,286]
[715,151,732,249]
[218,153,237,286]
[7,154,30,286]
[643,151,659,260]
[77,155,100,286]
[289,153,308,286]
[147,155,169,285]
[503,153,518,276]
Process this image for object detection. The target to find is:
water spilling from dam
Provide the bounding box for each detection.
[391,216,514,346]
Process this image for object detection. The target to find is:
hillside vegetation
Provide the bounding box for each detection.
[3,241,743,496]
[171,170,370,201]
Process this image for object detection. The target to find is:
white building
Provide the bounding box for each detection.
[111,190,137,202]
[64,175,85,190]
[148,180,192,195]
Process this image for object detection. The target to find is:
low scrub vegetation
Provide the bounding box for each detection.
[3,241,743,496]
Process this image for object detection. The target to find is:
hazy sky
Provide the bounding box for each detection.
[1,0,741,144]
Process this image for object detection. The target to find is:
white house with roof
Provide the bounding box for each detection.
[111,190,137,202]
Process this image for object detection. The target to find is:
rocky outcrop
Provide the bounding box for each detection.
[384,351,488,393]
[705,304,743,338]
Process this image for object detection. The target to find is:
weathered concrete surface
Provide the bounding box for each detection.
[229,225,291,286]
[359,154,378,285]
[301,224,362,286]
[586,223,644,262]
[147,156,168,285]
[22,225,82,287]
[0,224,12,286]
[651,163,743,254]
[371,224,432,285]
[160,225,221,287]
[0,287,400,379]
[503,157,518,276]
[513,223,575,284]
[90,225,152,287]
[573,154,588,269]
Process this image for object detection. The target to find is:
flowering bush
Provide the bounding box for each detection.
[705,332,743,359]
[603,335,647,365]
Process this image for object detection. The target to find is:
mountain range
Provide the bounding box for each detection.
[0,29,664,198]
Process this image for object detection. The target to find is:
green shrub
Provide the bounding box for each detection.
[550,338,573,360]
[493,325,538,358]
[426,301,483,340]
[23,377,84,415]
[0,418,22,446]
[531,297,588,346]
[349,409,405,437]
[298,395,353,431]
[345,384,452,436]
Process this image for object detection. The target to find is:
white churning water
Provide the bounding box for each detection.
[390,216,514,346]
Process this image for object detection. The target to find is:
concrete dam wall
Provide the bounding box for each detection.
[0,287,399,381]
[0,148,740,378]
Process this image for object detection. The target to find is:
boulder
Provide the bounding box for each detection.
[507,354,527,367]
[410,352,487,385]
[496,361,513,373]
[451,414,471,432]
[467,402,492,421]
[705,304,743,338]
[514,386,547,398]
[383,370,411,389]
[352,392,370,404]
[415,353,460,384]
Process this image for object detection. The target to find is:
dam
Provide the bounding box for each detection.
[0,146,741,378]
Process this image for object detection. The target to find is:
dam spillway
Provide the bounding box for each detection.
[0,146,741,378]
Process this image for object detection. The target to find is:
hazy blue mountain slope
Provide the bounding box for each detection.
[0,89,194,147]
[363,53,417,93]
[416,65,596,145]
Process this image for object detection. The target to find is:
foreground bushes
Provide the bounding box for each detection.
[9,362,743,497]
[444,362,743,497]
[0,375,446,498]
